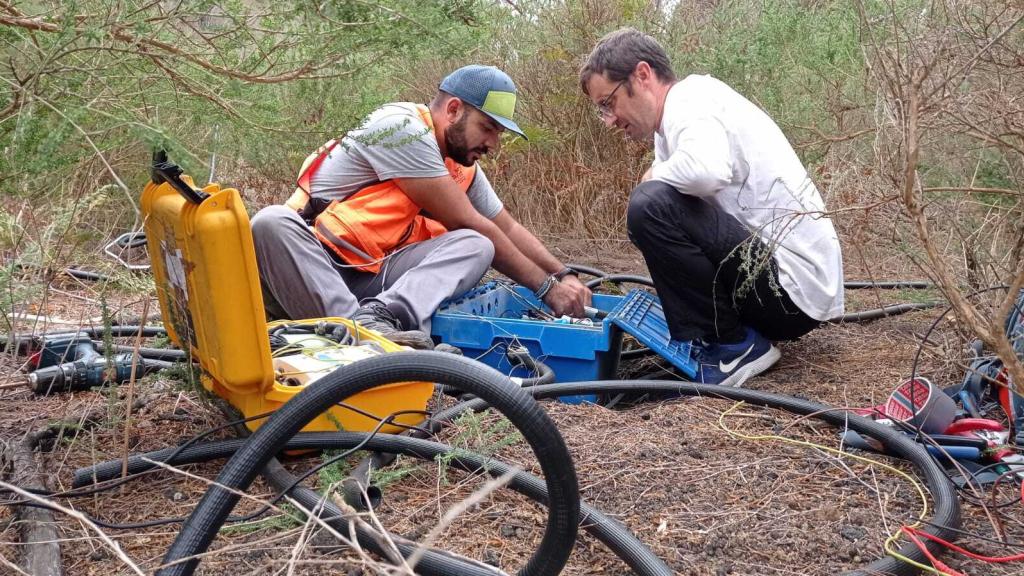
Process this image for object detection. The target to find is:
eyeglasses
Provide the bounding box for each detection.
[595,78,627,119]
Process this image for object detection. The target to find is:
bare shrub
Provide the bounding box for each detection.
[860,0,1024,389]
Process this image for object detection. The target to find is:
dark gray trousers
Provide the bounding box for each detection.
[251,205,494,331]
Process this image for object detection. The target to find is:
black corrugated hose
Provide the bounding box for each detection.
[831,301,941,323]
[567,264,939,324]
[156,352,580,576]
[79,430,672,576]
[430,381,959,576]
[260,456,507,576]
[87,378,959,576]
[60,326,167,338]
[99,342,188,361]
[523,381,960,576]
[844,280,932,289]
[570,264,932,291]
[438,347,556,399]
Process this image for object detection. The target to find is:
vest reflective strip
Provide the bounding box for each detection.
[314,220,373,262]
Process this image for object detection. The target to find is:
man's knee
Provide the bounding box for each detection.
[251,205,306,244]
[626,180,684,242]
[445,229,495,268]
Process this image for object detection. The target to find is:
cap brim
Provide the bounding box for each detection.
[481,110,528,140]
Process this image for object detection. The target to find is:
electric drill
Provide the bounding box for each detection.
[28,352,152,394]
[34,331,98,368]
[26,332,156,395]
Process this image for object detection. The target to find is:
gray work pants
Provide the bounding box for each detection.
[251,205,494,332]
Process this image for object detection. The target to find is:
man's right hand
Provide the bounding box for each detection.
[543,280,589,318]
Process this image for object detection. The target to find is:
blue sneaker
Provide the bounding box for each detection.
[691,327,780,387]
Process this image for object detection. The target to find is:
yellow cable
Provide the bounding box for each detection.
[717,402,954,576]
[884,533,957,576]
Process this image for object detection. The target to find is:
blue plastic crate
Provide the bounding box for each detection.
[430,282,625,403]
[607,289,698,378]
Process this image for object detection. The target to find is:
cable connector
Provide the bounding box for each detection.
[554,267,578,281]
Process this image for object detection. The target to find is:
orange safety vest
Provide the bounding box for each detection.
[284,104,476,274]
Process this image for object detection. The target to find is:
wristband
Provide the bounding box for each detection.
[554,267,578,281]
[534,274,556,300]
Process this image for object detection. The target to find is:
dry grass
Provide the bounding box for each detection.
[1,266,1023,575]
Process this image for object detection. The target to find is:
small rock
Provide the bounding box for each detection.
[840,525,867,541]
[163,488,186,502]
[482,549,500,567]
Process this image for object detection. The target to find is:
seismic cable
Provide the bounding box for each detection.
[844,280,933,289]
[32,326,166,339]
[584,274,657,290]
[98,343,189,361]
[156,352,580,576]
[830,301,943,323]
[82,431,674,576]
[91,378,960,575]
[570,263,934,291]
[259,456,508,576]
[1,327,167,353]
[437,347,555,399]
[568,264,942,324]
[518,381,960,576]
[423,382,958,576]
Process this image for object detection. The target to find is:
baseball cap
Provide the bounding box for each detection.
[439,65,528,140]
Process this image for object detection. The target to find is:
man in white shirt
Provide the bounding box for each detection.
[580,28,843,387]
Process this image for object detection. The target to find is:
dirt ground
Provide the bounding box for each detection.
[1,238,1022,575]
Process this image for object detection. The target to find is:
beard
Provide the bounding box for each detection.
[445,112,487,167]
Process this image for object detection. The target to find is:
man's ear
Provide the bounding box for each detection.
[634,61,653,86]
[445,97,464,123]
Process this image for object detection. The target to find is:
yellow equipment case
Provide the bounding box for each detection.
[140,153,432,433]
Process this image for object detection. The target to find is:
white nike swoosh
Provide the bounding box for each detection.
[719,343,756,373]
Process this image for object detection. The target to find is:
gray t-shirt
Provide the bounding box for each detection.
[309,102,503,219]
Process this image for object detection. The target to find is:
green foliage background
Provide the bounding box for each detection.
[0,0,1020,283]
[0,0,491,203]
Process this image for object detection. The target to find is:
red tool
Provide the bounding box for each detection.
[946,418,1024,479]
[946,418,1005,436]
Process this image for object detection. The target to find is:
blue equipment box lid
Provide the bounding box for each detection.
[607,289,698,378]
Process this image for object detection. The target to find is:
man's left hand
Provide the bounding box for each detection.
[559,274,592,316]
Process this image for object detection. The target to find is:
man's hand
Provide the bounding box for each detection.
[543,275,592,318]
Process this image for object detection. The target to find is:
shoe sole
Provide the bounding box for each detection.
[360,327,435,350]
[387,331,435,350]
[718,345,781,388]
